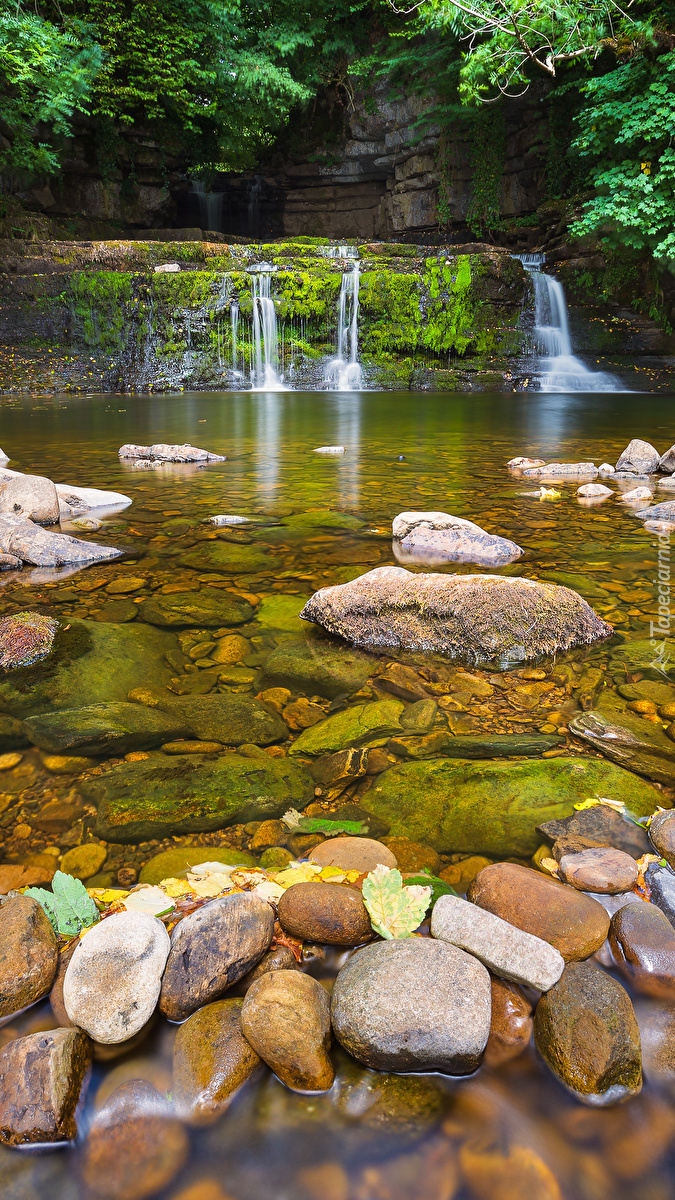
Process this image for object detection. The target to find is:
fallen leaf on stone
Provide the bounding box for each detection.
[272,921,304,961]
[26,870,101,937]
[362,864,432,940]
[189,874,234,898]
[253,880,285,902]
[121,886,175,917]
[161,878,198,897]
[273,863,323,888]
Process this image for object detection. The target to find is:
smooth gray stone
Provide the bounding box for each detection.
[430,893,564,991]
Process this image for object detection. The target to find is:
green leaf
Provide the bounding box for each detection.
[362,864,432,940]
[403,871,458,906]
[295,817,369,836]
[25,870,100,936]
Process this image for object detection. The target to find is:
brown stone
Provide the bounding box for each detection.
[459,1144,562,1200]
[468,863,610,961]
[365,748,391,774]
[32,798,85,834]
[169,1184,237,1200]
[0,895,58,1018]
[0,862,55,890]
[559,847,638,894]
[551,835,611,861]
[310,836,397,874]
[159,892,274,1021]
[81,1081,189,1200]
[310,748,370,796]
[439,856,492,892]
[211,634,249,664]
[241,970,333,1092]
[484,979,533,1067]
[376,662,431,702]
[282,700,326,731]
[249,819,287,852]
[537,806,650,860]
[534,961,642,1103]
[0,1027,91,1145]
[49,942,78,1026]
[382,836,440,875]
[173,998,261,1123]
[228,945,299,996]
[649,809,675,868]
[610,903,675,998]
[278,881,373,945]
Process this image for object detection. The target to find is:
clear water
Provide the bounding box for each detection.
[1,389,675,1200]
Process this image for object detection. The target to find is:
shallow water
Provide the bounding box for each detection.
[2,390,675,1200]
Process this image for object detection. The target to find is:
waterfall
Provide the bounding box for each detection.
[191,181,224,234]
[231,302,240,376]
[250,269,286,391]
[514,254,620,392]
[325,259,363,390]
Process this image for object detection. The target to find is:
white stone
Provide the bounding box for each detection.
[56,484,131,516]
[63,910,170,1043]
[313,445,346,455]
[522,462,598,478]
[506,457,545,468]
[577,483,613,498]
[621,486,653,502]
[0,449,8,463]
[0,474,60,525]
[615,438,660,474]
[153,263,180,273]
[598,463,615,474]
[0,513,122,567]
[205,515,251,526]
[430,893,564,992]
[392,510,522,568]
[119,443,226,463]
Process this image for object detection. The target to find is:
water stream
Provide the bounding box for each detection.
[325,258,363,391]
[249,268,286,391]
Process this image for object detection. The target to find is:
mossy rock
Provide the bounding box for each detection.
[0,620,179,719]
[156,693,288,746]
[366,756,663,857]
[280,511,364,531]
[179,544,281,574]
[139,845,255,885]
[137,588,254,628]
[289,698,404,756]
[609,637,675,681]
[253,595,311,635]
[22,701,191,756]
[0,713,30,750]
[261,636,378,698]
[87,753,314,841]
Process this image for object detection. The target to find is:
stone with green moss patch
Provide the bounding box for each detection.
[137,588,254,627]
[261,636,378,698]
[280,511,364,530]
[289,698,404,756]
[139,845,255,885]
[179,544,281,574]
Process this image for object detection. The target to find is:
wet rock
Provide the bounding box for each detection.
[0,612,59,671]
[0,712,29,749]
[649,809,675,867]
[289,698,404,756]
[333,1059,447,1134]
[261,637,378,699]
[609,637,675,682]
[159,892,274,1021]
[468,863,610,961]
[210,633,250,664]
[439,856,492,892]
[331,938,491,1073]
[139,845,254,885]
[645,861,675,924]
[459,1144,562,1200]
[534,961,642,1104]
[0,895,58,1018]
[399,698,438,732]
[278,882,373,945]
[249,819,286,851]
[228,945,299,996]
[179,543,281,574]
[569,708,675,784]
[366,756,659,857]
[636,499,675,521]
[609,903,675,997]
[392,510,523,568]
[310,836,397,873]
[89,752,313,842]
[659,443,675,474]
[63,911,170,1043]
[310,748,370,797]
[431,893,564,990]
[577,483,613,497]
[259,846,293,870]
[80,1080,189,1200]
[300,567,612,660]
[521,461,598,478]
[40,754,94,775]
[119,442,225,462]
[241,969,333,1091]
[156,693,288,746]
[622,485,653,502]
[381,836,440,874]
[0,1027,91,1145]
[0,473,60,525]
[636,1000,675,1082]
[22,701,191,756]
[615,439,660,474]
[173,998,261,1123]
[60,843,107,880]
[0,863,55,890]
[537,805,651,860]
[0,513,122,566]
[137,588,253,627]
[558,847,638,894]
[282,510,363,530]
[507,457,546,468]
[484,979,533,1066]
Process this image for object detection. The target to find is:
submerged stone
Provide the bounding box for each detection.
[0,1028,91,1145]
[173,998,261,1123]
[137,588,254,627]
[139,845,255,885]
[179,543,281,574]
[21,701,191,755]
[609,637,675,681]
[289,698,404,756]
[569,707,675,784]
[154,693,288,746]
[261,636,378,698]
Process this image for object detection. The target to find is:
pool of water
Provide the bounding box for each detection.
[1,390,675,1200]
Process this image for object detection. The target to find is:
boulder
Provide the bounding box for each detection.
[431,894,564,991]
[63,911,170,1043]
[173,998,261,1123]
[467,863,610,961]
[278,882,373,945]
[179,543,281,574]
[615,439,660,474]
[569,708,675,784]
[55,482,131,517]
[159,892,274,1021]
[88,753,313,842]
[119,442,225,462]
[609,903,675,998]
[365,756,661,858]
[484,979,533,1067]
[22,701,191,756]
[636,500,675,521]
[659,444,675,474]
[154,693,288,746]
[0,1028,91,1145]
[0,895,58,1018]
[137,588,253,627]
[261,636,378,698]
[241,970,333,1092]
[331,938,491,1074]
[0,474,60,525]
[0,612,59,671]
[309,836,397,874]
[537,804,651,860]
[558,847,638,894]
[577,483,613,498]
[0,513,122,566]
[80,1081,188,1200]
[534,961,642,1104]
[300,567,612,661]
[289,698,404,756]
[391,511,523,568]
[521,462,598,477]
[649,810,675,867]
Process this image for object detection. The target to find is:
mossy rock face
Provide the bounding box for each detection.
[0,620,179,718]
[158,694,289,746]
[609,638,675,681]
[179,544,282,574]
[86,753,314,842]
[366,756,663,857]
[280,511,364,531]
[137,588,254,628]
[289,699,404,756]
[139,845,255,885]
[22,701,191,756]
[261,636,378,698]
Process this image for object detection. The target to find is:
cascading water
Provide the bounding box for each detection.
[191,181,224,234]
[515,253,620,392]
[325,258,363,390]
[250,268,286,391]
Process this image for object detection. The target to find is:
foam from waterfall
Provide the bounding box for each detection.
[250,269,287,391]
[325,259,363,391]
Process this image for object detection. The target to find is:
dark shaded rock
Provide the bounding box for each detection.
[610,902,675,998]
[484,979,533,1067]
[468,863,610,961]
[158,693,288,746]
[569,708,675,784]
[332,1059,447,1134]
[0,713,29,749]
[444,733,562,758]
[278,882,373,945]
[173,998,261,1123]
[0,1027,91,1145]
[538,805,651,860]
[228,945,299,996]
[300,566,612,661]
[261,636,377,698]
[534,961,642,1104]
[22,701,190,755]
[87,752,313,842]
[159,892,274,1021]
[137,588,253,627]
[0,895,58,1018]
[241,969,333,1092]
[310,747,370,788]
[646,862,675,924]
[80,1081,189,1200]
[649,809,675,867]
[0,612,59,671]
[376,662,432,702]
[94,599,137,622]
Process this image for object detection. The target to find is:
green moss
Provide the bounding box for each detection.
[152,271,215,308]
[67,272,133,349]
[275,269,341,321]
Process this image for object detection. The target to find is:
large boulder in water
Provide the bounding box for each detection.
[300,566,612,662]
[615,439,660,475]
[392,511,522,568]
[0,513,121,566]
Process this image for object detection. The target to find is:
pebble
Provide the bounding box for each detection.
[558,847,639,894]
[331,938,491,1074]
[278,881,373,945]
[468,863,610,961]
[241,969,334,1092]
[439,856,492,892]
[60,842,107,880]
[173,997,261,1123]
[159,893,274,1021]
[484,979,533,1066]
[0,1027,91,1145]
[459,1144,561,1200]
[648,808,675,867]
[0,895,58,1018]
[80,1080,189,1200]
[609,902,675,997]
[41,754,94,774]
[534,961,642,1104]
[310,836,397,873]
[430,894,564,991]
[63,911,170,1043]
